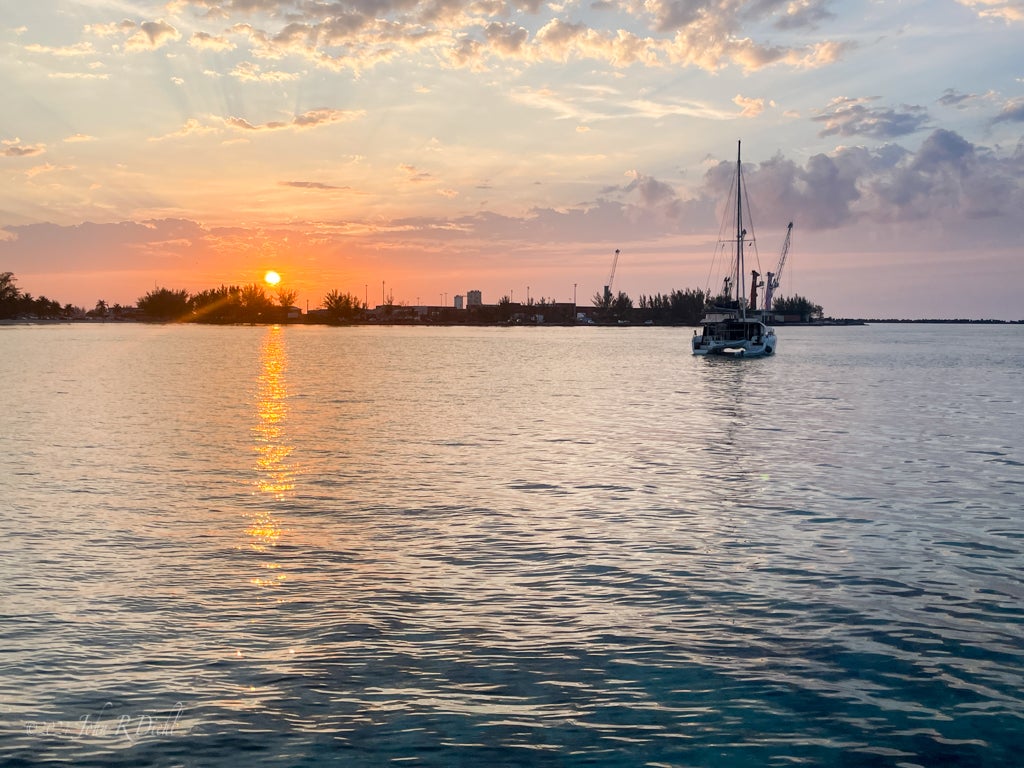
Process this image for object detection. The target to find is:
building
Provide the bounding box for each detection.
[453,295,464,310]
[466,290,482,306]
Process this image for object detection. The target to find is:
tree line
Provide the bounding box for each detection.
[2,271,825,325]
[0,272,74,320]
[135,284,371,324]
[589,288,823,325]
[136,284,297,323]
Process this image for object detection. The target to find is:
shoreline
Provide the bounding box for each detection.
[3,317,1021,327]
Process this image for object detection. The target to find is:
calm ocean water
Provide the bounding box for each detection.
[1,323,1022,767]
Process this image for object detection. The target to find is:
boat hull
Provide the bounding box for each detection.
[692,319,777,358]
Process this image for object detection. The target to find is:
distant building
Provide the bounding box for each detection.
[454,295,464,310]
[467,290,482,306]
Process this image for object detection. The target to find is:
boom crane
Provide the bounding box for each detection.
[763,222,792,313]
[602,248,621,304]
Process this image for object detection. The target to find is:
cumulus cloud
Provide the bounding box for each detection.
[190,31,236,51]
[624,170,678,206]
[2,140,46,158]
[812,96,930,138]
[862,130,1004,220]
[773,0,836,30]
[955,0,1024,23]
[125,20,181,51]
[711,130,1024,230]
[139,0,852,75]
[733,94,765,118]
[992,96,1024,123]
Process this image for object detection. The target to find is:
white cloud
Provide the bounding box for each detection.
[733,94,765,118]
[956,0,1024,23]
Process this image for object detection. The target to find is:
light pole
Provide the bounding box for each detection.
[382,280,385,306]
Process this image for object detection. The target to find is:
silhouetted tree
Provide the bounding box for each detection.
[1,272,22,319]
[637,289,706,325]
[773,294,823,322]
[322,289,362,323]
[238,283,275,323]
[668,288,706,325]
[191,285,239,323]
[32,295,62,318]
[138,287,190,321]
[592,290,632,323]
[276,288,298,310]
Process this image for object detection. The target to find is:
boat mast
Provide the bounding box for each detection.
[736,140,746,319]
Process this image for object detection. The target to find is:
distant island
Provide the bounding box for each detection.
[1,272,1019,326]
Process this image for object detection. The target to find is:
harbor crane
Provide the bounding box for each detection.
[763,222,792,313]
[602,248,621,304]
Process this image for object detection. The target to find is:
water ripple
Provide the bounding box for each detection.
[1,324,1022,766]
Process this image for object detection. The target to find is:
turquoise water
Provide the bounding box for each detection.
[1,323,1022,766]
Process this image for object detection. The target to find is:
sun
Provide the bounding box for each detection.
[264,270,281,286]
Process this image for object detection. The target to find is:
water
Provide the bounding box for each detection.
[1,323,1022,766]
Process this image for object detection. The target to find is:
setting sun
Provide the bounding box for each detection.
[264,270,281,286]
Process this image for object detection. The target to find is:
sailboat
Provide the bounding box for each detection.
[692,141,779,358]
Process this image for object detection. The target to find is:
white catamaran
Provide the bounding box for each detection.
[692,141,789,358]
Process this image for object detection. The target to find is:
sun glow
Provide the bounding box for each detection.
[264,270,281,286]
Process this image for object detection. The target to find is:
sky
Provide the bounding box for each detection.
[1,0,1022,320]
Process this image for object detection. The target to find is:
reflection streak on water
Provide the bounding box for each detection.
[248,325,291,567]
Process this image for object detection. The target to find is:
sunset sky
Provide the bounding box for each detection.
[1,0,1022,319]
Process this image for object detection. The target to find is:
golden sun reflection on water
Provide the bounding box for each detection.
[248,325,293,562]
